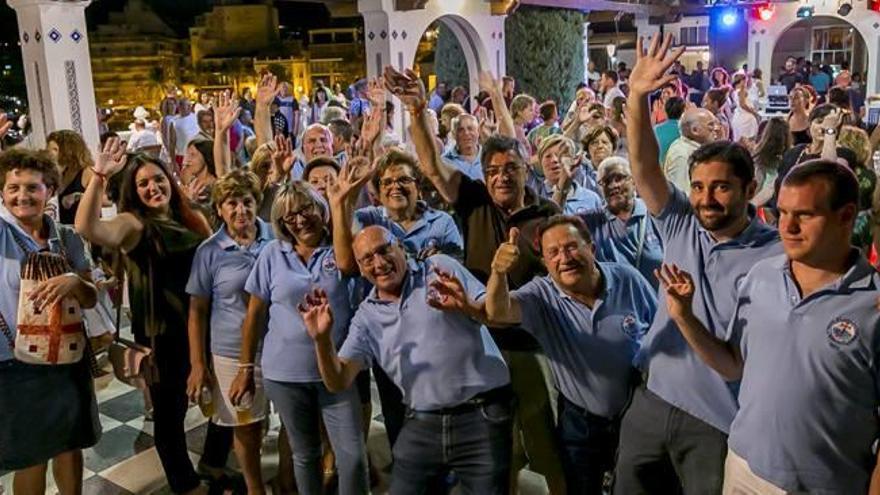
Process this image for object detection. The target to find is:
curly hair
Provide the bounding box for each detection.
[46,129,94,185]
[0,148,61,191]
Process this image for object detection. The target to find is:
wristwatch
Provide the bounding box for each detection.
[824,127,837,136]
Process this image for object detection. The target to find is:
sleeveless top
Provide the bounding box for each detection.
[58,169,85,225]
[125,217,205,344]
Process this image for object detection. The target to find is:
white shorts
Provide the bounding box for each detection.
[211,354,268,427]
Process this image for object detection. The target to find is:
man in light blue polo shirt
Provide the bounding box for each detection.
[298,225,512,495]
[659,160,880,494]
[616,35,783,494]
[480,215,656,494]
[581,157,663,289]
[441,114,483,181]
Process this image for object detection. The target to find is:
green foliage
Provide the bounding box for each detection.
[434,23,469,90]
[505,6,585,110]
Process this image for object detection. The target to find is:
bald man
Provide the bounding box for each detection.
[662,108,722,192]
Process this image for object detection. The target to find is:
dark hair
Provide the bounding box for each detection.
[710,67,730,87]
[372,149,423,192]
[753,117,789,172]
[665,96,686,120]
[581,125,619,152]
[537,215,593,254]
[481,135,525,170]
[196,109,214,122]
[827,87,851,110]
[808,103,839,124]
[603,70,619,83]
[302,156,340,182]
[688,141,755,187]
[705,88,729,108]
[328,119,353,142]
[611,96,626,121]
[100,131,120,148]
[118,154,211,237]
[0,148,61,191]
[187,138,216,178]
[782,159,859,210]
[539,100,558,121]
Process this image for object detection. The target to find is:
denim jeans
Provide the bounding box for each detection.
[614,385,727,495]
[389,388,514,495]
[557,394,619,495]
[264,379,368,495]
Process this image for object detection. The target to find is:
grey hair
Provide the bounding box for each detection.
[450,113,478,135]
[321,106,347,125]
[596,156,631,180]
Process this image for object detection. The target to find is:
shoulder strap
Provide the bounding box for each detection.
[634,215,649,269]
[0,311,14,350]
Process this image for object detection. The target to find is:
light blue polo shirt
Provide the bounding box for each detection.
[441,146,483,182]
[289,158,306,182]
[640,184,782,433]
[244,241,355,383]
[0,207,91,362]
[728,253,880,494]
[581,198,664,290]
[353,201,463,258]
[559,182,603,215]
[338,254,509,411]
[186,219,274,359]
[512,262,657,418]
[573,161,602,198]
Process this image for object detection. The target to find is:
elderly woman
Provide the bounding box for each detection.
[185,170,273,494]
[354,149,462,259]
[231,166,371,495]
[0,148,99,495]
[576,124,619,196]
[532,135,602,215]
[46,129,95,224]
[76,139,222,495]
[580,157,663,289]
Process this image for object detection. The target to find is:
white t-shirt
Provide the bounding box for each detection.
[603,86,625,108]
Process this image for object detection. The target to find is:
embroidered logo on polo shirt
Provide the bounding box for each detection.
[322,256,337,274]
[621,314,640,339]
[827,317,858,346]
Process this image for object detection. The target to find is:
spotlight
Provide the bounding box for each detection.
[796,5,814,17]
[721,8,738,26]
[837,0,852,15]
[756,3,775,20]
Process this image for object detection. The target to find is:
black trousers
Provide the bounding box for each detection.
[613,385,727,495]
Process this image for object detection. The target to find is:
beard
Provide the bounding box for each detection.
[695,204,739,231]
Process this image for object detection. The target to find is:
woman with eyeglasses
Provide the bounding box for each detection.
[230,162,372,495]
[354,149,462,261]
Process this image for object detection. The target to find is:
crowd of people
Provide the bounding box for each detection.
[0,32,879,495]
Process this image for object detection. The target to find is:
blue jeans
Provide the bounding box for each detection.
[389,387,514,495]
[557,394,619,495]
[264,380,368,495]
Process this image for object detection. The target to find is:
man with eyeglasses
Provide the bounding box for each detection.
[384,66,567,493]
[297,225,513,494]
[581,157,663,289]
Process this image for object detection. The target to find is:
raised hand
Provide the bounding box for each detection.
[298,288,334,342]
[256,73,281,108]
[272,134,294,176]
[383,66,426,110]
[655,263,695,321]
[478,107,498,142]
[359,105,384,149]
[215,90,241,133]
[328,156,375,206]
[427,267,470,312]
[491,228,520,275]
[820,108,842,132]
[365,76,387,108]
[184,176,209,203]
[629,33,685,98]
[94,136,127,177]
[0,113,11,141]
[478,70,503,95]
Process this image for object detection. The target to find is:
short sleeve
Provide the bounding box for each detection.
[652,182,696,244]
[724,275,751,354]
[338,312,374,368]
[437,213,464,252]
[244,243,274,301]
[510,278,546,336]
[352,208,371,233]
[186,242,214,298]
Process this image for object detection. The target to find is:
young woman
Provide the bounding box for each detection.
[731,74,760,142]
[787,86,812,145]
[75,138,220,495]
[46,130,95,224]
[0,148,99,495]
[750,117,789,208]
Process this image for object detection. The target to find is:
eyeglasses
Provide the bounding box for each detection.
[544,242,581,261]
[379,176,416,188]
[357,242,395,269]
[281,206,318,224]
[484,164,522,178]
[598,173,631,187]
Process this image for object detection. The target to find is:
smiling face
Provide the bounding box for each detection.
[306,165,338,199]
[181,144,207,184]
[777,179,854,265]
[2,169,53,224]
[540,142,571,184]
[279,195,325,247]
[541,223,595,291]
[303,127,332,161]
[689,160,753,232]
[378,163,419,214]
[455,115,479,153]
[353,226,408,297]
[484,150,526,211]
[218,193,257,234]
[599,163,635,215]
[134,162,172,212]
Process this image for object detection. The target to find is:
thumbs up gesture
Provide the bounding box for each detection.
[491,228,520,275]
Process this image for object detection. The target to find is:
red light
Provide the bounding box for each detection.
[757,3,775,20]
[871,0,880,11]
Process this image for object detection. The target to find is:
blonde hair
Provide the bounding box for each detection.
[537,135,576,162]
[212,169,263,208]
[270,181,329,244]
[511,94,536,120]
[838,125,870,168]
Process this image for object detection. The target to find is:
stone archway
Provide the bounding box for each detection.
[358,0,508,136]
[747,4,880,94]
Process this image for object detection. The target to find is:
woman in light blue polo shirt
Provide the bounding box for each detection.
[232,171,370,495]
[185,169,273,494]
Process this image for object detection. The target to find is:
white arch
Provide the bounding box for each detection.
[747,4,879,94]
[358,0,507,137]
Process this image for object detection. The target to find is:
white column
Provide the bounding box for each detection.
[7,0,99,152]
[583,19,591,82]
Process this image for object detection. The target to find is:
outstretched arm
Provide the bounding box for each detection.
[328,156,376,275]
[626,34,685,216]
[478,71,516,139]
[299,289,363,392]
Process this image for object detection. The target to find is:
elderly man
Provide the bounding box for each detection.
[384,65,567,494]
[298,225,512,494]
[659,160,880,494]
[289,123,334,181]
[581,157,663,289]
[441,113,483,181]
[662,107,722,192]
